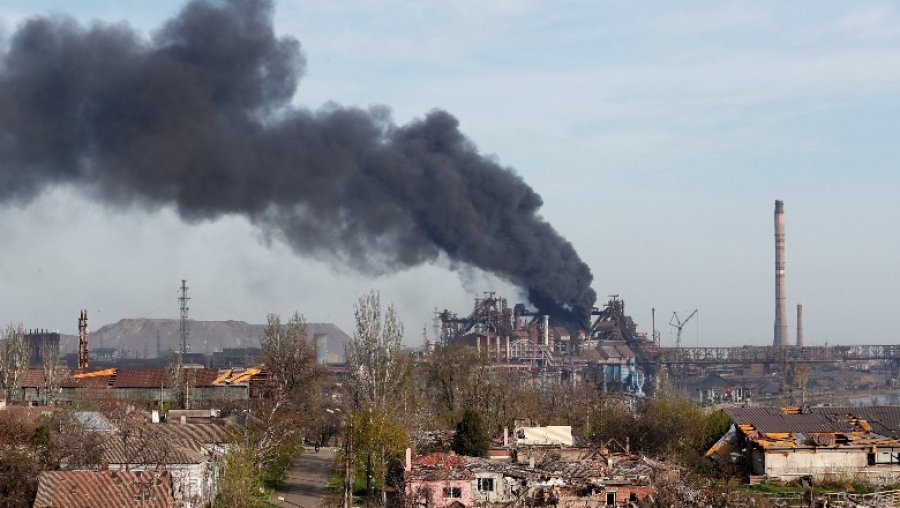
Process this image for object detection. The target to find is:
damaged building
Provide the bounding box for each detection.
[19,366,266,405]
[707,406,900,484]
[404,425,657,507]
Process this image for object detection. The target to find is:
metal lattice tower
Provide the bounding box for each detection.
[77,309,89,370]
[179,280,191,354]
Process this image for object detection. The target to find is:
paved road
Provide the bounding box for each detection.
[270,447,337,508]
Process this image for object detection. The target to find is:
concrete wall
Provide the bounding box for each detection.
[765,449,866,478]
[764,449,900,485]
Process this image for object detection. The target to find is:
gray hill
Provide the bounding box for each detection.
[61,318,350,362]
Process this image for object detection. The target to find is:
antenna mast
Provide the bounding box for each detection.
[179,280,191,354]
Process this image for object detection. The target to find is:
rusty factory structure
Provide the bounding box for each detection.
[435,200,900,400]
[437,292,900,399]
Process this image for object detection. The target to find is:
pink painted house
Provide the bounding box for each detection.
[404,450,475,508]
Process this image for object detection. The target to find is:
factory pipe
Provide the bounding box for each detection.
[797,304,803,347]
[542,315,549,346]
[774,200,788,346]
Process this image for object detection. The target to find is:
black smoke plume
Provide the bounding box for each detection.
[0,0,596,323]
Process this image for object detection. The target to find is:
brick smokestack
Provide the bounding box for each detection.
[796,304,803,347]
[774,200,788,346]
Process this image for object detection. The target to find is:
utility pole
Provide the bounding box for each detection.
[179,280,190,354]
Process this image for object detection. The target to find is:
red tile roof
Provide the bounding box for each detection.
[412,452,466,468]
[34,470,175,508]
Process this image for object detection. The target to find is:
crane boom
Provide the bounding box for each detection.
[669,309,698,348]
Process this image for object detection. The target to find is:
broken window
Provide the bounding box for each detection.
[606,491,616,506]
[477,478,494,492]
[872,449,900,465]
[443,487,462,498]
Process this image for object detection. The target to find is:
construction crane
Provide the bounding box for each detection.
[669,309,698,348]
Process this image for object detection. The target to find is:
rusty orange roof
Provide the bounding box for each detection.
[74,368,117,379]
[212,369,233,384]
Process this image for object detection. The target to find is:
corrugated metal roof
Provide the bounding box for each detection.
[727,406,900,438]
[22,367,75,388]
[100,433,206,465]
[113,369,170,388]
[34,470,175,508]
[158,421,230,446]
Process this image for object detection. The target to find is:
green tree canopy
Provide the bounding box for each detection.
[452,408,489,458]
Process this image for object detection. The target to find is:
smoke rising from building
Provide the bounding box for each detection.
[0,0,596,323]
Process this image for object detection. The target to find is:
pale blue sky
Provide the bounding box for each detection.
[1,1,898,346]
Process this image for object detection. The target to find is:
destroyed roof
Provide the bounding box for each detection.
[34,470,175,508]
[727,406,900,438]
[407,451,654,487]
[61,369,115,388]
[51,367,262,390]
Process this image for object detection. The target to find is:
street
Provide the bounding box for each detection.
[269,447,337,508]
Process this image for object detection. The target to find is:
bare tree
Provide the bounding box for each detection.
[40,337,61,405]
[344,291,409,508]
[261,312,319,408]
[345,292,407,412]
[0,325,30,403]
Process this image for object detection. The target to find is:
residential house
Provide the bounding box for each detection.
[97,415,230,507]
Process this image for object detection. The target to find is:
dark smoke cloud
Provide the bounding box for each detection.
[0,0,596,323]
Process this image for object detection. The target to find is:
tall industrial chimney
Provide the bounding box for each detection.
[796,304,803,347]
[774,200,788,346]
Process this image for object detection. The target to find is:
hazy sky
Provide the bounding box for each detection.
[1,1,899,346]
